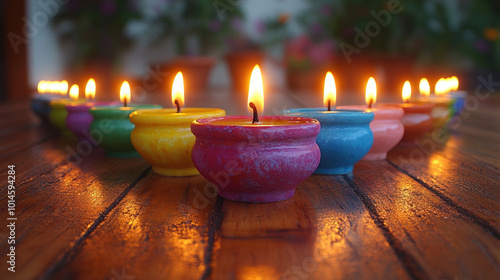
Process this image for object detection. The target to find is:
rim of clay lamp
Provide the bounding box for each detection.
[191,115,320,141]
[285,108,374,125]
[50,98,86,108]
[379,103,435,114]
[130,108,226,126]
[336,105,404,121]
[89,104,162,119]
[65,102,122,112]
[410,96,454,106]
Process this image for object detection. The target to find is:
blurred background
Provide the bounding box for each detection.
[1,0,500,102]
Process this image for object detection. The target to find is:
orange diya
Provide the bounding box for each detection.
[380,81,435,143]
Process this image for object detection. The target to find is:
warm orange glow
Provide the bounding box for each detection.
[69,84,79,100]
[402,81,411,103]
[171,72,185,108]
[324,72,336,109]
[435,78,448,95]
[120,81,131,106]
[48,81,58,94]
[37,81,47,93]
[37,80,71,94]
[248,65,264,115]
[59,80,68,95]
[449,76,459,91]
[365,77,377,107]
[419,78,430,97]
[85,78,96,101]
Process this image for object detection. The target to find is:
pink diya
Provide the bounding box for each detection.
[338,77,404,160]
[191,65,321,203]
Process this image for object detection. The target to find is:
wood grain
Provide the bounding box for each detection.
[0,92,499,280]
[0,137,150,280]
[45,174,216,280]
[213,175,411,280]
[345,161,500,279]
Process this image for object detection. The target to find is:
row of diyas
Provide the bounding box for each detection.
[33,67,464,203]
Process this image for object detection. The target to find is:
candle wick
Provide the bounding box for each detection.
[124,98,127,107]
[328,100,331,111]
[249,102,259,124]
[175,100,181,113]
[368,98,373,109]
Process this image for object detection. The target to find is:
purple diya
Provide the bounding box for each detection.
[65,102,121,140]
[191,116,321,203]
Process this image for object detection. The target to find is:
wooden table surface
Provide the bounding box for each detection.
[1,88,499,280]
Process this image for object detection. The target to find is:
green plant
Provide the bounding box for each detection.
[145,0,237,55]
[458,0,500,72]
[299,0,423,56]
[224,13,290,53]
[52,0,141,67]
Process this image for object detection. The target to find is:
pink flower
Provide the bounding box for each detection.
[309,40,335,64]
[254,19,266,35]
[286,35,312,59]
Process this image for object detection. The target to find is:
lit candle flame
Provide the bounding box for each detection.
[402,81,411,103]
[172,72,184,113]
[60,80,68,95]
[85,78,96,101]
[324,72,336,111]
[69,84,79,101]
[120,81,131,107]
[449,76,459,91]
[48,81,57,94]
[435,78,448,95]
[365,77,377,108]
[37,80,47,94]
[419,78,430,97]
[248,65,264,115]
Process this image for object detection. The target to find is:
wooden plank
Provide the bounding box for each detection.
[45,174,216,280]
[0,101,34,115]
[0,138,150,280]
[0,125,57,158]
[388,140,500,234]
[0,104,41,133]
[212,175,412,280]
[0,102,53,158]
[343,161,500,279]
[41,174,411,280]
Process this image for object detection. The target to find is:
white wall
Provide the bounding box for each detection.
[26,0,66,85]
[27,0,307,88]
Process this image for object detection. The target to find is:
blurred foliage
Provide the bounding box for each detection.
[149,0,290,54]
[298,0,423,55]
[50,0,500,73]
[299,0,500,72]
[51,0,141,66]
[224,13,290,52]
[144,0,238,55]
